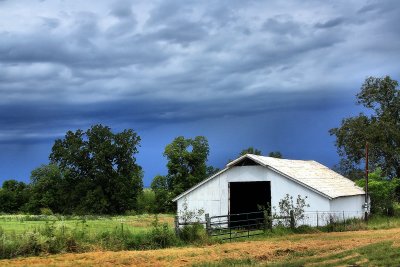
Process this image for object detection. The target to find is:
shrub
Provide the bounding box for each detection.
[274,194,309,227]
[356,169,400,215]
[393,202,400,217]
[136,189,157,214]
[176,197,208,243]
[179,223,206,243]
[148,215,178,248]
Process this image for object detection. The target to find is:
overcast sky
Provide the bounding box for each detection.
[0,0,399,186]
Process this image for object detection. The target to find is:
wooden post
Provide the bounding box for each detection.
[343,211,346,230]
[205,213,211,236]
[174,215,179,236]
[290,210,295,229]
[247,213,250,238]
[316,211,319,227]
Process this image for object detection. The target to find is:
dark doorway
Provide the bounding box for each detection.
[229,181,271,228]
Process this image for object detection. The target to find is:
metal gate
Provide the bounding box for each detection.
[206,211,268,241]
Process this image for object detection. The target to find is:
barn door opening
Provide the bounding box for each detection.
[229,181,271,227]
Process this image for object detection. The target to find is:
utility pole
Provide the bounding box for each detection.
[364,142,369,221]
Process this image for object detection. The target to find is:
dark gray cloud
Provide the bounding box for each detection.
[262,16,303,36]
[0,86,354,147]
[0,0,399,183]
[315,17,345,29]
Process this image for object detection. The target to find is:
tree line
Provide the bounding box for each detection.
[1,75,400,215]
[330,76,400,214]
[0,125,280,214]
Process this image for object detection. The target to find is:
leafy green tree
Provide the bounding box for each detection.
[206,165,220,176]
[152,136,211,212]
[0,180,30,213]
[268,151,283,158]
[240,147,262,156]
[356,169,400,215]
[49,124,143,214]
[330,76,400,179]
[238,147,283,158]
[163,136,209,196]
[26,164,64,214]
[136,189,157,214]
[151,175,174,213]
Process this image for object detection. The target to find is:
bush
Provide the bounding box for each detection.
[394,203,400,217]
[148,215,178,248]
[179,223,207,243]
[136,189,157,214]
[356,169,400,215]
[274,194,309,227]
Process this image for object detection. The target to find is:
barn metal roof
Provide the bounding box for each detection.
[172,154,365,201]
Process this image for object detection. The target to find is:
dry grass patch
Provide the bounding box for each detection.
[1,227,400,266]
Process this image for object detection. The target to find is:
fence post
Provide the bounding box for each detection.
[342,211,345,230]
[316,211,319,227]
[205,213,211,236]
[290,210,295,229]
[247,213,250,238]
[174,215,180,236]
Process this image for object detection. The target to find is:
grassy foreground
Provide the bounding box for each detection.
[1,214,400,265]
[1,226,399,266]
[0,214,179,259]
[0,214,174,234]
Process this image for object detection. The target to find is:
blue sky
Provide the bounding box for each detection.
[0,0,399,186]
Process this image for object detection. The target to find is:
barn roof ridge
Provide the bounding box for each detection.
[172,154,365,202]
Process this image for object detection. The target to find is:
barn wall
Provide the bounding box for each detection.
[225,166,330,212]
[176,170,226,217]
[177,165,331,220]
[330,195,365,219]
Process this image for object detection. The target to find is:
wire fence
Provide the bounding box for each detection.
[298,211,365,227]
[175,210,367,241]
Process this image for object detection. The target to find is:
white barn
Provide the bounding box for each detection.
[173,154,367,226]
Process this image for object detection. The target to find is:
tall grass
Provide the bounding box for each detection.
[1,214,399,260]
[0,216,181,259]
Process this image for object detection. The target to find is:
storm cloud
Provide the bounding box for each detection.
[0,0,399,184]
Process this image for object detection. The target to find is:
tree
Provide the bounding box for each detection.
[0,180,30,213]
[238,147,283,158]
[151,175,174,213]
[268,151,283,158]
[163,136,210,196]
[356,169,400,215]
[151,136,211,212]
[240,147,262,156]
[26,164,65,214]
[49,124,143,214]
[136,188,157,214]
[330,76,400,179]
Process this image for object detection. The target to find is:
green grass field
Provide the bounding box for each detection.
[1,214,400,263]
[0,213,178,259]
[0,214,174,235]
